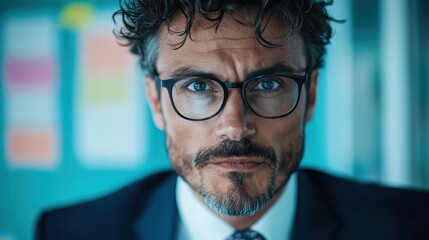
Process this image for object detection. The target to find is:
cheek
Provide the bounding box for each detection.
[258,99,306,172]
[269,111,305,151]
[161,93,183,137]
[161,95,215,156]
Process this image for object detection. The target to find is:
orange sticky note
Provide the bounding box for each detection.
[6,127,59,169]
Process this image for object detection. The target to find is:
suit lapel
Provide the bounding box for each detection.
[133,173,178,240]
[291,170,340,240]
[131,169,340,239]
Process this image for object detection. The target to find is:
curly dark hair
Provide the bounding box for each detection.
[113,0,340,77]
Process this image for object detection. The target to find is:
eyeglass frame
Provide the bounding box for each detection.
[153,71,311,121]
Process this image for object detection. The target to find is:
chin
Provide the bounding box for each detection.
[199,171,277,217]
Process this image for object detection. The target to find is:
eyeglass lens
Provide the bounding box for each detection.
[170,76,300,120]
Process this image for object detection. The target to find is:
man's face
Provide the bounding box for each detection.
[146,9,318,216]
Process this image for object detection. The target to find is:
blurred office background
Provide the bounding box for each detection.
[0,0,428,239]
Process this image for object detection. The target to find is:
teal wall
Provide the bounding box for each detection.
[1,1,428,239]
[0,1,172,239]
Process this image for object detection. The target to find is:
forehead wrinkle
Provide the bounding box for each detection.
[186,39,262,53]
[158,43,302,82]
[162,9,290,51]
[194,46,258,53]
[157,11,307,82]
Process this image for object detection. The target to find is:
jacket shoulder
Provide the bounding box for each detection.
[35,170,177,240]
[300,168,429,202]
[299,168,429,239]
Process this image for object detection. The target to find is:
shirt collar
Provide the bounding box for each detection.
[176,173,297,240]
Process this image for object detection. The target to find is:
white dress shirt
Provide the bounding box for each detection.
[176,173,297,240]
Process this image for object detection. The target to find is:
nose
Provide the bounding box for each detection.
[215,90,256,141]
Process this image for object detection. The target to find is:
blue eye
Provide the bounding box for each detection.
[187,81,209,92]
[255,79,281,90]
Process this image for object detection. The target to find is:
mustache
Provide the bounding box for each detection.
[194,139,277,168]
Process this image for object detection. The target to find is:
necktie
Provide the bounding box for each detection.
[226,229,266,240]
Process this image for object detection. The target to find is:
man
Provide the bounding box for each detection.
[36,0,429,239]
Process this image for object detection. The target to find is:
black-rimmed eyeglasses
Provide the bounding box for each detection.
[154,72,310,121]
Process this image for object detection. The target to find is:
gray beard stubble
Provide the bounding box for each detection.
[165,133,304,217]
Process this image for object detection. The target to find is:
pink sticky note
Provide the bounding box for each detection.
[5,58,57,88]
[83,33,133,72]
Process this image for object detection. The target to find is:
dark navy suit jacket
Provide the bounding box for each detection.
[35,169,429,240]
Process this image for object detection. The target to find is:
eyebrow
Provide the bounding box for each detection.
[245,63,304,79]
[165,62,304,81]
[167,67,220,80]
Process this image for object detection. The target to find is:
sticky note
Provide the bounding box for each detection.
[6,128,59,169]
[74,10,146,168]
[60,3,94,30]
[2,13,60,169]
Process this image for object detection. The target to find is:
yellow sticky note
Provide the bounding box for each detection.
[60,2,94,29]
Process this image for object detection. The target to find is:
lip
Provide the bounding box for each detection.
[207,157,268,171]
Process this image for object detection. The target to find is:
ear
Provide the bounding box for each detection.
[145,76,165,130]
[305,69,319,123]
